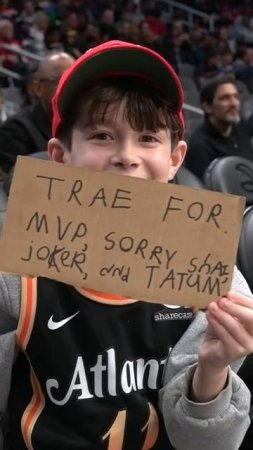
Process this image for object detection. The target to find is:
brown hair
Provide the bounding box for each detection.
[57,76,183,149]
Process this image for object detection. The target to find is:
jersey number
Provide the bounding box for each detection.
[102,402,159,449]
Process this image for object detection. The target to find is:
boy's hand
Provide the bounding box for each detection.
[202,291,253,369]
[191,291,253,402]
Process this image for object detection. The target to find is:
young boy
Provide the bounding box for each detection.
[0,40,253,450]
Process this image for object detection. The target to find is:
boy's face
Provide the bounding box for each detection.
[48,100,186,183]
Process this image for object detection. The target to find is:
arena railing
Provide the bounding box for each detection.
[160,0,217,32]
[0,43,43,62]
[0,43,204,116]
[0,65,23,81]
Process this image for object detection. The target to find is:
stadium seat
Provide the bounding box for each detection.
[204,156,253,206]
[174,165,205,189]
[237,205,253,292]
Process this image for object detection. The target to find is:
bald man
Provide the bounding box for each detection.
[0,52,75,174]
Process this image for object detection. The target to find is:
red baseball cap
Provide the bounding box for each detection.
[52,40,185,138]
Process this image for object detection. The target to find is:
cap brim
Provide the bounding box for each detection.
[58,47,183,117]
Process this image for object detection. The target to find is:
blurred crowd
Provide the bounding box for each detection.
[0,0,252,89]
[0,7,251,139]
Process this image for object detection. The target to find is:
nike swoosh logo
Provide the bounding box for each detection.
[48,311,80,330]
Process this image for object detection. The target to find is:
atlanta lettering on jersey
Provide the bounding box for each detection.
[46,348,170,406]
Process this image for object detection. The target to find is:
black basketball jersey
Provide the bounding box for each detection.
[7,277,193,449]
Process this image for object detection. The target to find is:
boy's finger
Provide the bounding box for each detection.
[226,291,253,308]
[207,312,244,354]
[208,302,253,352]
[218,297,253,332]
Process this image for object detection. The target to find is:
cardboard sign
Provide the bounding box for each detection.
[0,157,246,307]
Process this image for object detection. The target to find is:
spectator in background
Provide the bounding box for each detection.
[185,77,253,179]
[0,86,19,123]
[195,49,221,88]
[144,7,167,37]
[138,19,156,48]
[235,46,253,93]
[17,0,36,26]
[120,0,143,24]
[39,0,57,22]
[118,17,141,43]
[190,23,208,67]
[63,29,81,58]
[27,10,49,56]
[77,23,101,53]
[215,25,235,54]
[0,51,75,174]
[218,49,236,77]
[171,19,191,44]
[231,12,253,45]
[0,0,17,18]
[99,9,119,41]
[45,24,64,52]
[21,62,40,107]
[155,22,180,72]
[61,8,79,38]
[0,19,22,70]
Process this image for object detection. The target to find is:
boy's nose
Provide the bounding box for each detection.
[110,143,140,169]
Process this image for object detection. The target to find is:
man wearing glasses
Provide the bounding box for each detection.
[0,51,75,176]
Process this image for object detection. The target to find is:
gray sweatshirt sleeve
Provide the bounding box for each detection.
[0,273,21,449]
[159,267,252,450]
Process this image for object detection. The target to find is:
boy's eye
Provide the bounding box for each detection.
[140,134,159,143]
[91,132,112,140]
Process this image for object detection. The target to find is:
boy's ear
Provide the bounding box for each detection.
[48,138,66,163]
[168,140,187,181]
